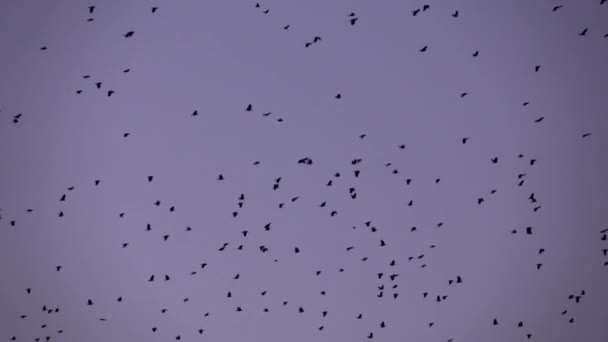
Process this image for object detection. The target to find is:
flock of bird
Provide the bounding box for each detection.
[1,1,607,342]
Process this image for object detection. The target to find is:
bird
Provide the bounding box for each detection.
[124,31,134,38]
[152,7,158,13]
[452,10,459,17]
[553,5,563,11]
[579,28,588,36]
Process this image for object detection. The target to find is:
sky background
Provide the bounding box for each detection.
[1,0,607,341]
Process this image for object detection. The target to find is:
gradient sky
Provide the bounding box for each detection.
[1,0,608,341]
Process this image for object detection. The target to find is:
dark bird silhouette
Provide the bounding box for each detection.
[579,28,588,36]
[124,31,134,38]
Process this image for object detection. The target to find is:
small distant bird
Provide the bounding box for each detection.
[472,50,479,57]
[534,116,544,123]
[88,6,95,14]
[152,7,158,13]
[283,25,290,30]
[335,93,342,99]
[579,28,588,36]
[192,110,198,116]
[553,5,563,11]
[419,45,428,52]
[350,17,359,25]
[313,36,321,42]
[535,65,541,72]
[124,31,134,38]
[452,10,459,17]
[582,133,591,138]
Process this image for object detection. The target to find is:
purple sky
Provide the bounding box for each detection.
[1,0,608,341]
